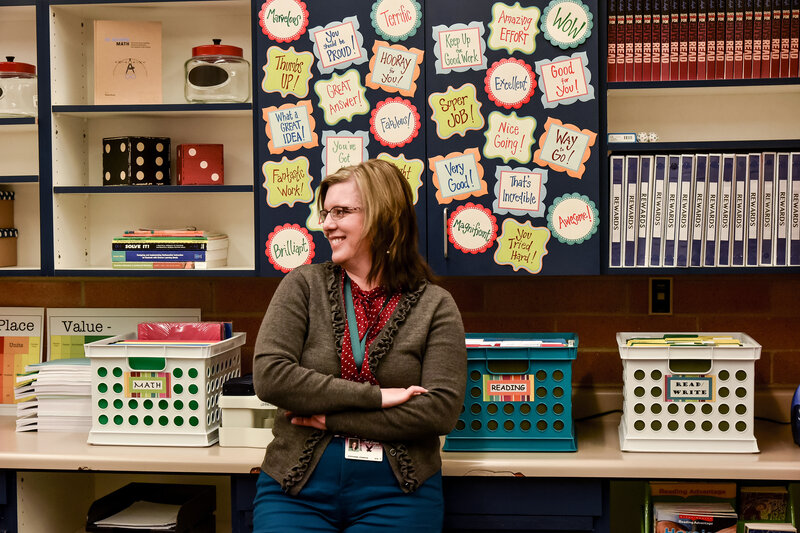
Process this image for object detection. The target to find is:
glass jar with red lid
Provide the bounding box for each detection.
[0,56,37,117]
[185,39,250,103]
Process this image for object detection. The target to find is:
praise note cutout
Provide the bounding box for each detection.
[431,22,488,74]
[428,148,487,204]
[540,0,594,49]
[534,51,594,108]
[263,46,315,98]
[427,84,485,139]
[483,111,536,165]
[366,41,423,97]
[263,100,319,154]
[321,130,369,177]
[258,0,309,42]
[262,156,314,207]
[266,223,315,273]
[305,185,323,232]
[487,2,541,55]
[371,0,422,42]
[485,58,536,109]
[376,152,424,204]
[370,97,420,148]
[448,203,498,254]
[309,17,368,74]
[533,117,596,179]
[314,69,370,125]
[493,219,550,274]
[493,165,548,217]
[546,193,599,244]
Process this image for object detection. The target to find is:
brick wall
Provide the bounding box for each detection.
[2,274,798,388]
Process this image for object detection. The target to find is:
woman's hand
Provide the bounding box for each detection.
[287,413,327,430]
[380,386,428,408]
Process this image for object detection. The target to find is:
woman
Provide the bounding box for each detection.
[252,159,467,532]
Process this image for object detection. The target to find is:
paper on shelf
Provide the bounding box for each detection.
[92,500,181,529]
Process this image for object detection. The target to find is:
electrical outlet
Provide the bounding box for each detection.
[649,277,672,315]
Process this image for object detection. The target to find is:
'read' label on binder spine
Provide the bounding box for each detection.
[734,0,746,78]
[790,0,800,78]
[753,0,764,76]
[643,0,654,80]
[679,0,691,79]
[743,0,755,78]
[698,0,709,78]
[689,0,700,79]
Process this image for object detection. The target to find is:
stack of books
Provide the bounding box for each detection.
[15,359,92,432]
[111,228,229,270]
[653,502,738,533]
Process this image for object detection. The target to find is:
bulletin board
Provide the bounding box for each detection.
[255,0,601,276]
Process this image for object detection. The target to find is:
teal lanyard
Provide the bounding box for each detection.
[344,277,388,370]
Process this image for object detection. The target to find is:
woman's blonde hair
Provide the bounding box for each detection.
[319,159,434,292]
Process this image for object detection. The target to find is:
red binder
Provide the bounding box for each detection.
[698,0,709,78]
[716,0,728,77]
[725,0,737,78]
[643,0,654,80]
[634,0,645,79]
[689,0,699,78]
[608,0,618,81]
[618,0,629,81]
[762,0,773,77]
[708,0,719,77]
[626,0,637,80]
[734,0,745,78]
[662,0,673,78]
[653,0,663,79]
[790,0,799,77]
[753,0,764,76]
[671,0,682,79]
[780,0,792,76]
[679,0,691,78]
[771,0,783,76]
[743,0,755,78]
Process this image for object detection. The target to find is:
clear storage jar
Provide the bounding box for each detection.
[185,39,250,103]
[0,57,37,117]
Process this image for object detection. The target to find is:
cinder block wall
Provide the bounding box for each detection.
[2,274,799,388]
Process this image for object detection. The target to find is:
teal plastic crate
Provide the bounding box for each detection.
[444,332,578,452]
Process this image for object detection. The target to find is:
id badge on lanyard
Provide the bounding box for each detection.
[344,437,384,462]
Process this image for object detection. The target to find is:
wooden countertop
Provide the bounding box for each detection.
[2,414,799,480]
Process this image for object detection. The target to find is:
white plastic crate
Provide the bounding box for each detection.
[617,332,761,453]
[85,332,245,446]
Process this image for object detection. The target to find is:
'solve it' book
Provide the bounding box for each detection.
[663,155,681,267]
[637,156,655,266]
[676,154,694,267]
[775,152,791,265]
[760,152,777,265]
[610,155,625,267]
[746,153,761,265]
[651,155,669,266]
[94,20,162,105]
[718,154,736,266]
[705,154,722,266]
[691,154,708,266]
[731,153,749,266]
[790,152,800,265]
[624,155,640,266]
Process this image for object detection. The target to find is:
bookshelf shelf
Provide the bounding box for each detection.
[0,176,38,184]
[608,140,800,153]
[0,118,36,126]
[608,78,800,91]
[53,185,253,194]
[52,104,252,119]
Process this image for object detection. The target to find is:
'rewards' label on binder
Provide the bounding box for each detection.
[126,371,171,398]
[483,374,534,401]
[665,375,714,402]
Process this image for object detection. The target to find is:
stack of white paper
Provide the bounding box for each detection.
[15,358,92,432]
[93,501,181,530]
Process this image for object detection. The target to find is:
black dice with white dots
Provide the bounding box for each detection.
[102,136,171,186]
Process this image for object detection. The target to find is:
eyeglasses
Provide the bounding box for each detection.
[318,206,362,224]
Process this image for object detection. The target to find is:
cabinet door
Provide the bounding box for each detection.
[424,0,601,276]
[254,0,429,275]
